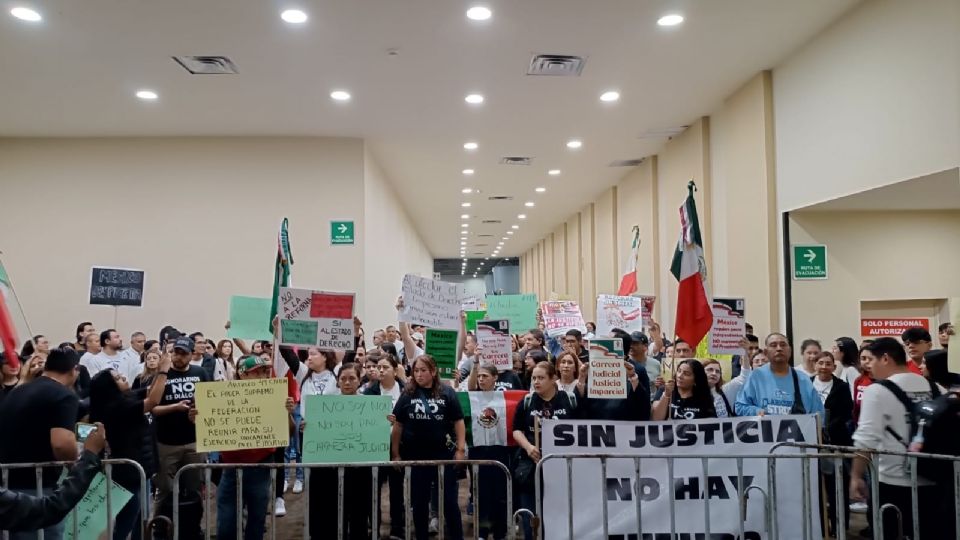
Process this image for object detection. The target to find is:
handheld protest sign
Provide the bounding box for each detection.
[194,378,289,452]
[587,338,627,399]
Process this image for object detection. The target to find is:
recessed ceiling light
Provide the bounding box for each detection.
[511,224,519,229]
[548,169,561,176]
[462,169,475,175]
[566,140,583,149]
[135,90,158,100]
[465,94,484,105]
[461,223,469,228]
[507,231,514,235]
[535,187,546,193]
[463,142,479,150]
[463,258,468,261]
[460,214,469,219]
[10,7,41,21]
[524,201,535,207]
[461,202,471,207]
[460,241,466,246]
[281,9,308,23]
[657,14,684,26]
[600,91,620,102]
[479,262,484,266]
[501,237,508,240]
[484,257,489,260]
[462,188,473,194]
[330,90,351,102]
[466,6,492,21]
[518,214,527,219]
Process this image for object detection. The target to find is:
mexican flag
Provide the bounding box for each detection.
[269,218,293,333]
[669,182,713,347]
[458,390,526,447]
[0,260,21,367]
[617,225,640,296]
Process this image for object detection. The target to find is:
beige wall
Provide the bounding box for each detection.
[593,187,618,298]
[616,158,659,301]
[552,224,567,295]
[579,204,596,321]
[565,214,581,301]
[0,137,431,344]
[789,210,960,345]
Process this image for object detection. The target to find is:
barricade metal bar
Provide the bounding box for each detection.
[505,461,514,540]
[767,456,779,540]
[666,456,676,539]
[870,459,882,540]
[955,460,960,540]
[600,457,609,540]
[104,461,114,540]
[438,464,446,540]
[736,458,745,540]
[633,457,642,540]
[204,467,212,540]
[701,457,711,539]
[404,465,412,540]
[800,452,810,540]
[470,463,478,539]
[270,467,277,540]
[337,466,345,540]
[565,457,573,540]
[834,457,847,540]
[34,467,44,540]
[372,465,380,540]
[303,467,311,540]
[909,456,920,540]
[237,468,244,540]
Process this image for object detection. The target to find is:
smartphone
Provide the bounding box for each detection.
[75,422,97,442]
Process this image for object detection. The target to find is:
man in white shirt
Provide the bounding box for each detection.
[851,337,940,540]
[118,331,147,382]
[78,333,103,375]
[81,329,124,378]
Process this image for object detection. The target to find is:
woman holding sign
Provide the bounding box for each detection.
[391,355,466,540]
[652,359,717,420]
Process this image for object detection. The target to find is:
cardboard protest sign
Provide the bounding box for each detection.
[709,297,746,355]
[227,296,275,341]
[464,310,486,333]
[485,294,538,333]
[541,300,587,338]
[542,416,820,540]
[302,395,393,463]
[89,266,144,307]
[278,287,355,350]
[400,274,464,330]
[476,319,512,371]
[587,338,627,399]
[596,295,646,336]
[194,378,289,452]
[61,472,133,540]
[425,328,459,379]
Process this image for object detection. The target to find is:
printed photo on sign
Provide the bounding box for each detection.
[278,286,355,350]
[476,319,512,372]
[709,297,746,355]
[596,295,647,336]
[542,416,820,540]
[587,338,627,399]
[400,274,465,330]
[541,300,587,338]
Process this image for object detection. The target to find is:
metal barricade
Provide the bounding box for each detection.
[170,459,515,540]
[0,458,149,540]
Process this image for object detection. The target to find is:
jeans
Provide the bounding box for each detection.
[410,465,462,540]
[9,488,65,540]
[285,409,305,482]
[216,467,272,540]
[113,489,142,540]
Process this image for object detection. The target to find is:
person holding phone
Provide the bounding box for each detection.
[0,422,107,531]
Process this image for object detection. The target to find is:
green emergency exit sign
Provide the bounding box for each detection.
[792,245,827,280]
[330,220,354,245]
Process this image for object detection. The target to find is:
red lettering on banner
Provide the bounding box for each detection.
[860,318,929,338]
[310,293,354,319]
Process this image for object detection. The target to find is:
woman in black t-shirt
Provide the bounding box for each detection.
[89,354,170,540]
[512,361,578,540]
[652,359,717,421]
[391,355,465,540]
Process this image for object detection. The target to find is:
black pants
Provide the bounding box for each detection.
[878,482,934,540]
[470,446,510,539]
[381,466,407,537]
[409,464,463,540]
[308,467,372,540]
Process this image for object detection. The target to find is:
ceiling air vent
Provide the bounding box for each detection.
[487,196,513,201]
[527,54,585,76]
[173,56,239,75]
[639,126,688,139]
[475,244,489,247]
[481,220,502,224]
[500,156,533,166]
[478,234,494,237]
[609,158,646,167]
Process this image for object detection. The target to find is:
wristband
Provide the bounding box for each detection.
[158,371,169,376]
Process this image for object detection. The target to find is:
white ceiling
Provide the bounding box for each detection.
[0,0,859,258]
[800,168,960,211]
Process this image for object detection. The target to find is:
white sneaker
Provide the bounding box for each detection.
[292,479,304,494]
[283,479,289,493]
[849,501,868,513]
[428,517,439,533]
[274,497,287,517]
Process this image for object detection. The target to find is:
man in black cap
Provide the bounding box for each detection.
[629,331,660,390]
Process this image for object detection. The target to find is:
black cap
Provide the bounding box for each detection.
[173,336,195,353]
[630,331,649,345]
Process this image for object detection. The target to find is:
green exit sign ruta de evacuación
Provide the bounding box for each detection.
[792,244,827,280]
[330,220,355,245]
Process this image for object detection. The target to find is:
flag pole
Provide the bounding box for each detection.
[0,251,35,362]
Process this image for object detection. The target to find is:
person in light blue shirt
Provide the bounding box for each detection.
[735,333,824,418]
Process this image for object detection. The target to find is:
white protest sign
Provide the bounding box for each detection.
[476,319,512,372]
[596,295,643,335]
[542,416,820,540]
[587,338,627,399]
[400,274,465,330]
[541,300,587,338]
[710,297,746,355]
[278,287,355,351]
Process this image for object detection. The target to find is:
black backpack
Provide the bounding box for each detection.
[876,379,960,482]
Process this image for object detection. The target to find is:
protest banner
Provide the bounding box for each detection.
[587,338,626,399]
[462,296,482,311]
[596,295,645,336]
[302,395,393,463]
[476,319,512,371]
[425,328,459,378]
[709,297,746,355]
[89,266,144,307]
[859,317,930,337]
[278,287,355,350]
[464,310,486,333]
[61,472,133,540]
[227,295,275,341]
[400,274,464,330]
[194,378,289,452]
[542,416,820,540]
[485,293,538,333]
[541,300,587,338]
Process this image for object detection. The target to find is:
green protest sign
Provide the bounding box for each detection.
[61,472,133,540]
[485,294,538,333]
[425,328,459,378]
[302,395,392,463]
[464,310,486,333]
[227,296,275,341]
[281,319,317,346]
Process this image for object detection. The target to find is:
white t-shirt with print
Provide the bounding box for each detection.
[812,377,833,404]
[299,370,340,418]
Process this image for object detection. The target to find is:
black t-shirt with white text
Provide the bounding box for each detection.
[393,385,464,459]
[512,391,577,446]
[156,366,208,445]
[670,393,716,420]
[495,371,524,391]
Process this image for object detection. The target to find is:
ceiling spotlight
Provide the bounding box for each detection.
[535,187,546,193]
[330,90,351,102]
[548,169,561,176]
[10,7,41,21]
[135,90,158,100]
[460,242,466,246]
[566,140,583,149]
[461,202,471,207]
[464,94,484,105]
[461,223,469,228]
[484,257,489,260]
[462,188,473,194]
[600,91,621,102]
[657,14,684,27]
[517,214,526,219]
[501,237,508,240]
[463,258,468,261]
[507,231,514,235]
[462,169,475,175]
[466,6,492,21]
[511,224,519,229]
[463,142,479,150]
[281,9,308,23]
[460,214,469,219]
[524,201,535,207]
